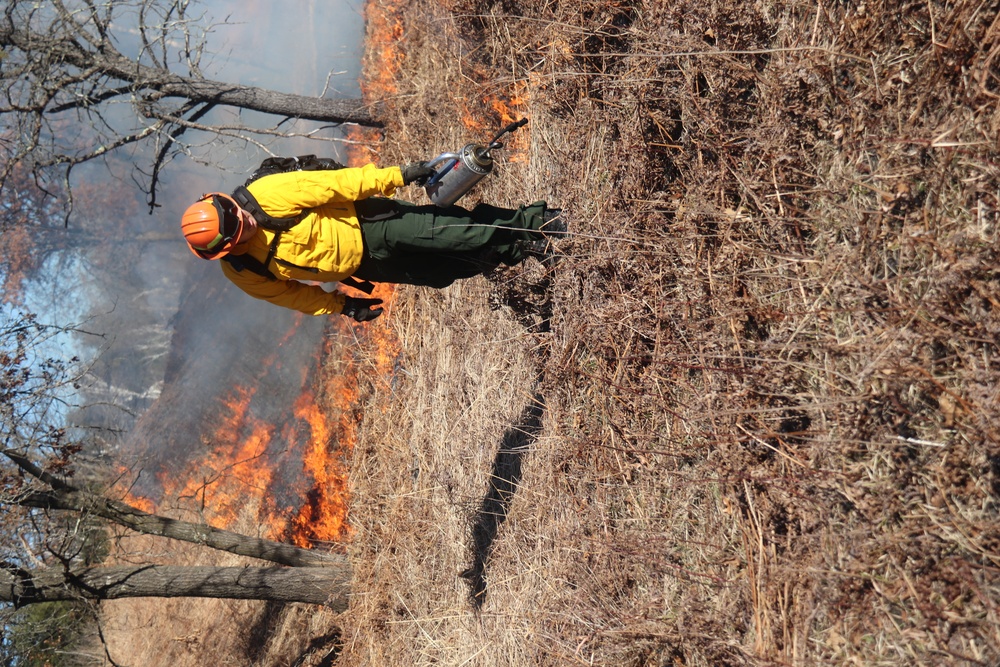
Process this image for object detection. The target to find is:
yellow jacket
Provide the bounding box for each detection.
[220,164,404,315]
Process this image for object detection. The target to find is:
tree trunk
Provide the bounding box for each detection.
[17,488,342,568]
[155,75,382,127]
[0,564,350,609]
[0,24,382,127]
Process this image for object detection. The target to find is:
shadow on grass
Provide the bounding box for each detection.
[460,393,545,609]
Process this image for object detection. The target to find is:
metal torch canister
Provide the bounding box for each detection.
[424,143,494,207]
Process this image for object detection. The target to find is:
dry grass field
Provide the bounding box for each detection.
[101,0,1000,664]
[329,0,1000,665]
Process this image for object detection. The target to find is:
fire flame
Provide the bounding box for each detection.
[361,0,407,100]
[459,82,531,163]
[116,292,401,550]
[289,389,343,545]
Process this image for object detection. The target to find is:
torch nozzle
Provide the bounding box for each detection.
[487,117,529,150]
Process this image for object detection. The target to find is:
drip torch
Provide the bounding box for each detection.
[423,117,529,207]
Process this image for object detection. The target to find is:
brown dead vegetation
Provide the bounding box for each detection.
[331,0,1000,665]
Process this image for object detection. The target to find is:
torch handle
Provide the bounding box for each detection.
[424,152,461,187]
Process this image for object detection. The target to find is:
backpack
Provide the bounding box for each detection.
[221,155,374,294]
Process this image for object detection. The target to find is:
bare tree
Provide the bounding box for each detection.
[0,0,382,209]
[0,312,350,612]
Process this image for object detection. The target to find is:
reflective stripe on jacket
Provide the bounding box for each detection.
[220,164,404,315]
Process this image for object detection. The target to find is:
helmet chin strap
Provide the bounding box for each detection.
[230,208,259,250]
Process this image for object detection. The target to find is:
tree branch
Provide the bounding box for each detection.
[3,449,74,491]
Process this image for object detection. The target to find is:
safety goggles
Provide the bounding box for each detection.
[197,193,242,252]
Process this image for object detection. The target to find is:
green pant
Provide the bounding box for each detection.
[353,198,548,288]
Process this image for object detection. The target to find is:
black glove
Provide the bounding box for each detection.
[342,296,383,322]
[401,162,435,186]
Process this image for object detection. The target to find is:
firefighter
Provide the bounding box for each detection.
[180,162,564,321]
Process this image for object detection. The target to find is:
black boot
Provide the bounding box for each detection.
[522,209,567,267]
[541,208,567,236]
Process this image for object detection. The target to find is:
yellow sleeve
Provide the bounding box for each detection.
[250,165,405,215]
[322,163,405,202]
[221,262,347,316]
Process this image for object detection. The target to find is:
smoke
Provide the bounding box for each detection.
[123,258,329,502]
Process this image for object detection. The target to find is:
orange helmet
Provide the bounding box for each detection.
[181,192,252,259]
